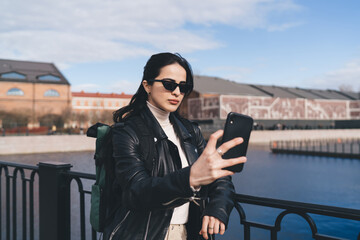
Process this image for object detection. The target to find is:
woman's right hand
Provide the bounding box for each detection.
[189,130,247,188]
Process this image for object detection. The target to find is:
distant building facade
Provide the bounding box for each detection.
[0,59,71,128]
[71,91,132,128]
[184,76,360,130]
[2,59,359,131]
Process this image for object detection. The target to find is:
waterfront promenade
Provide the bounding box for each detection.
[1,129,360,155]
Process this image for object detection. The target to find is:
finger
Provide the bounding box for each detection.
[213,219,220,234]
[206,130,224,150]
[220,222,226,235]
[213,169,235,179]
[201,216,209,239]
[208,216,216,235]
[220,156,247,169]
[219,137,243,154]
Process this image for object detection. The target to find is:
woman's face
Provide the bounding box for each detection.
[143,63,187,113]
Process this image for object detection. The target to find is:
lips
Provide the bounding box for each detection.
[168,99,179,105]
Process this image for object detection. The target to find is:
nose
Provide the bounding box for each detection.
[172,85,181,96]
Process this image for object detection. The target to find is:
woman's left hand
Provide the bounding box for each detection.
[199,215,225,239]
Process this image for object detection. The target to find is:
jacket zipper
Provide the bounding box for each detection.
[109,211,130,240]
[162,197,183,206]
[162,194,201,207]
[143,211,152,240]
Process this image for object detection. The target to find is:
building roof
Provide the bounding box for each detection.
[340,91,360,100]
[193,75,360,100]
[194,75,269,97]
[72,91,133,99]
[0,59,70,85]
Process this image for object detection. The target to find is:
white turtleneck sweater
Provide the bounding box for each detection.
[146,101,190,224]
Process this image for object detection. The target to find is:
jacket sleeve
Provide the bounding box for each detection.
[192,123,235,227]
[112,126,196,211]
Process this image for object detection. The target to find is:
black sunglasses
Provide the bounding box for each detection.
[148,78,192,94]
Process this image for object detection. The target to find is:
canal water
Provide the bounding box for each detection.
[1,145,359,240]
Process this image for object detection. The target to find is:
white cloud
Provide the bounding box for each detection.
[205,66,253,81]
[72,80,140,94]
[0,0,302,65]
[108,80,140,94]
[307,59,360,91]
[267,21,304,32]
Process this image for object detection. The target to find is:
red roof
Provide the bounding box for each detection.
[72,91,133,99]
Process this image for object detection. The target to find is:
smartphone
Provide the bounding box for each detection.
[221,112,253,172]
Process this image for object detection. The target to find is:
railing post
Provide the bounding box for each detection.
[38,162,72,240]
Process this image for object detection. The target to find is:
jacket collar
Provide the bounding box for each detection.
[140,106,168,141]
[170,114,192,142]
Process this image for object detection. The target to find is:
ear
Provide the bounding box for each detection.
[142,80,151,94]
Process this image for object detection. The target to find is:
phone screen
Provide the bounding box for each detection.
[221,112,253,172]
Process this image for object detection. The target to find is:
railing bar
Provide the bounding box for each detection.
[235,194,360,220]
[68,171,96,180]
[0,161,38,171]
[244,224,250,240]
[92,229,97,240]
[6,173,11,240]
[83,190,92,194]
[243,220,274,230]
[30,177,35,240]
[80,190,86,240]
[314,233,344,240]
[23,177,27,240]
[13,171,18,240]
[271,229,277,240]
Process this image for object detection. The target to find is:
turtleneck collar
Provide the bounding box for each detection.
[146,101,171,127]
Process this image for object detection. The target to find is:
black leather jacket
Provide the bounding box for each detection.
[103,107,235,240]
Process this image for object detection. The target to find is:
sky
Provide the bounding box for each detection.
[1,0,360,94]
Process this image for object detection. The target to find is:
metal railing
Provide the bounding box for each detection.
[0,161,38,240]
[234,194,360,240]
[1,160,360,240]
[68,170,96,240]
[270,139,360,159]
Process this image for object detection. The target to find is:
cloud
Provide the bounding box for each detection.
[72,80,140,94]
[267,21,304,32]
[307,59,360,91]
[0,0,302,65]
[108,80,140,94]
[205,66,253,81]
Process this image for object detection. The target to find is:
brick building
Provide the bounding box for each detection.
[183,76,360,132]
[0,59,71,128]
[71,91,132,128]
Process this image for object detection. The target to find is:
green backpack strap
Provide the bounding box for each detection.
[88,123,112,232]
[95,124,111,187]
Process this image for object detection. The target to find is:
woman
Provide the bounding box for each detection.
[104,52,246,240]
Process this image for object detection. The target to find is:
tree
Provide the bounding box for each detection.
[0,110,30,128]
[338,84,354,92]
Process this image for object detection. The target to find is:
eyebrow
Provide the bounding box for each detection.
[161,78,187,84]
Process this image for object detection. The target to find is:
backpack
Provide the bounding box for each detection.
[86,115,196,232]
[86,116,156,232]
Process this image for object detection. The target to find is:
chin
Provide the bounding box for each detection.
[162,105,179,113]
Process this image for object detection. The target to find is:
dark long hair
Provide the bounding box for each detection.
[113,52,194,122]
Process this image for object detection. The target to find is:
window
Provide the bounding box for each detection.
[44,89,60,97]
[7,88,24,96]
[38,74,61,81]
[1,72,26,79]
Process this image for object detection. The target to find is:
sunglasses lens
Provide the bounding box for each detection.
[158,80,191,94]
[179,84,190,94]
[162,81,177,91]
